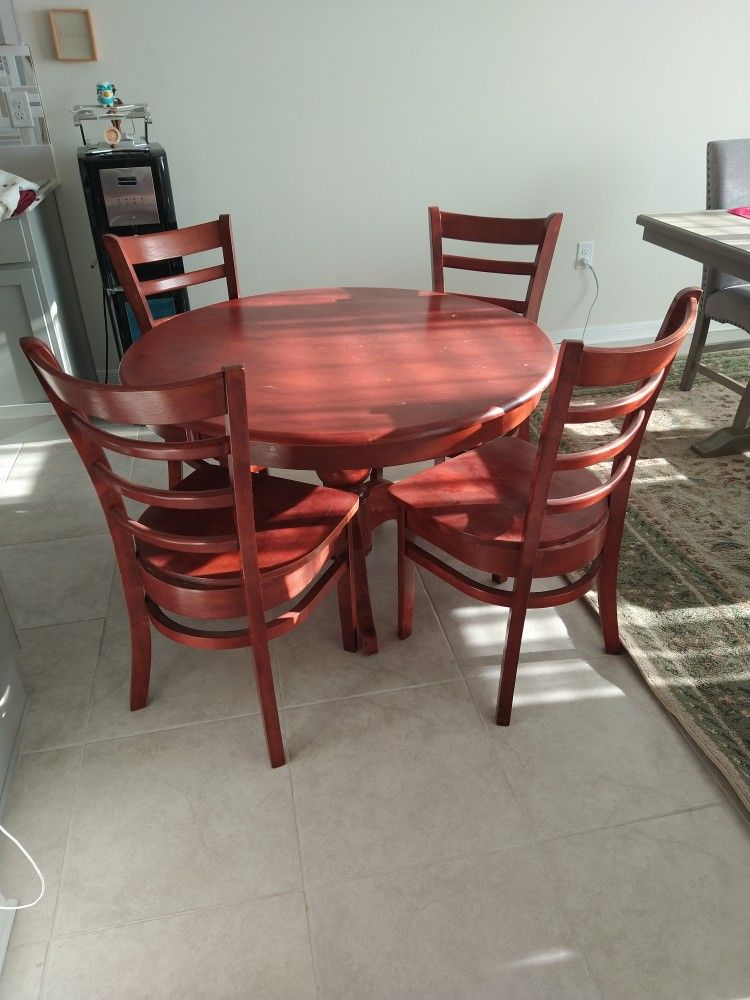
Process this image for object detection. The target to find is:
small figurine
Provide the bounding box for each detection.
[96,82,116,107]
[96,83,124,147]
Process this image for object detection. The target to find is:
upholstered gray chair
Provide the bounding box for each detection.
[681,138,750,391]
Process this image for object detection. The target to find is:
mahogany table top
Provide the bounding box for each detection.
[119,287,557,469]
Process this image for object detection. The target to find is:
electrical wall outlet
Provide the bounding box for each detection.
[8,89,32,128]
[575,241,595,269]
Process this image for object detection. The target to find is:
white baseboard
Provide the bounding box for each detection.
[0,401,54,418]
[549,320,746,353]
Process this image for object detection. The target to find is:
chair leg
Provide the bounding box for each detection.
[598,547,623,655]
[397,508,416,639]
[680,310,710,391]
[495,586,531,726]
[337,525,359,652]
[129,610,152,711]
[251,640,285,768]
[113,531,152,711]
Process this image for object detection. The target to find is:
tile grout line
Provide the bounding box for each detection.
[16,616,107,760]
[532,799,722,846]
[79,707,264,749]
[2,939,49,1000]
[0,440,23,487]
[414,566,729,852]
[17,679,474,761]
[45,885,305,945]
[0,529,112,549]
[278,709,321,997]
[288,799,727,897]
[417,563,535,829]
[37,575,112,998]
[281,674,461,713]
[536,845,607,1000]
[27,798,730,950]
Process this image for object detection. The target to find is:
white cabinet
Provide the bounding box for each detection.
[0,191,94,408]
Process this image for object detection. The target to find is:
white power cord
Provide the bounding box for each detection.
[581,259,600,341]
[0,823,45,910]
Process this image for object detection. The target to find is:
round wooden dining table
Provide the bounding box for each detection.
[120,286,558,652]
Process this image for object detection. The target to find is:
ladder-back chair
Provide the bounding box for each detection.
[428,206,563,323]
[390,287,700,726]
[22,337,359,767]
[103,214,239,336]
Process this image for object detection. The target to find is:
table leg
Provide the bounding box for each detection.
[691,377,750,457]
[317,468,398,655]
[351,513,378,655]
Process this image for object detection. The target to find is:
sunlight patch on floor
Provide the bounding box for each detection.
[513,686,625,707]
[504,947,579,970]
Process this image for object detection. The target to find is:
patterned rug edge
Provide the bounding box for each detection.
[584,585,750,815]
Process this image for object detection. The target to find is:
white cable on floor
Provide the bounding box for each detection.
[0,823,45,910]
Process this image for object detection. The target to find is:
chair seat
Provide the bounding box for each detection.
[390,436,608,574]
[705,285,750,331]
[138,464,357,586]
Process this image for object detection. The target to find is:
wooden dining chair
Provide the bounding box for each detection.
[104,215,250,475]
[390,287,700,726]
[103,214,239,336]
[22,337,360,768]
[428,206,563,323]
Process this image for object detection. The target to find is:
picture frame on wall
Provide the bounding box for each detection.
[48,8,97,61]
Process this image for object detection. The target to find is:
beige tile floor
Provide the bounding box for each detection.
[0,414,748,999]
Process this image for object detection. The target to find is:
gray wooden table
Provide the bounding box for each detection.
[636,210,750,456]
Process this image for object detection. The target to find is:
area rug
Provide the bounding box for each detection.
[543,350,750,812]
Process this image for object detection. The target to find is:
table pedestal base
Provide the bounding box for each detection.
[317,468,398,655]
[691,425,750,457]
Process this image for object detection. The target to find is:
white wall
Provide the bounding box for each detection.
[12,0,750,369]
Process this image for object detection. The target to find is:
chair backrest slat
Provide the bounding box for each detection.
[429,205,563,323]
[34,348,227,426]
[524,287,700,539]
[442,254,536,277]
[119,220,227,263]
[68,412,229,463]
[566,376,661,424]
[575,330,689,387]
[111,510,239,554]
[554,411,646,470]
[438,211,550,245]
[140,264,227,297]
[92,460,234,510]
[468,294,527,312]
[546,455,633,514]
[103,214,239,335]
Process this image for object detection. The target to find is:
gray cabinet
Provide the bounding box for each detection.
[0,191,94,406]
[0,264,47,402]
